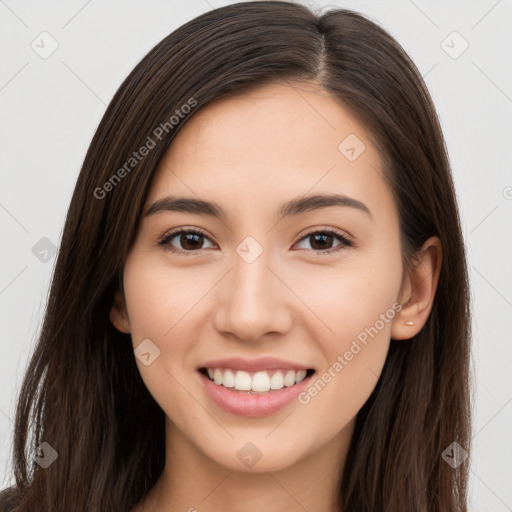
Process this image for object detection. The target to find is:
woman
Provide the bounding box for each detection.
[0,1,471,511]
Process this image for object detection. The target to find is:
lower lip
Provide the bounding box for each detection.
[197,371,313,417]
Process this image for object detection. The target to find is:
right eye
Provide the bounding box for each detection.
[158,228,216,255]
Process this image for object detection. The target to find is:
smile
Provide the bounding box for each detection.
[199,367,315,393]
[197,357,317,417]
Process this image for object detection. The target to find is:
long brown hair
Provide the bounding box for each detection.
[0,2,471,510]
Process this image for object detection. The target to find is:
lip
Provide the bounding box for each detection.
[198,357,312,373]
[197,368,315,417]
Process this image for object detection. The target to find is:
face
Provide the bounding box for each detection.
[113,81,406,473]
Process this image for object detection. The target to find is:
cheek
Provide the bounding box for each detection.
[288,249,403,353]
[121,256,198,393]
[292,249,402,419]
[123,254,203,345]
[121,262,212,434]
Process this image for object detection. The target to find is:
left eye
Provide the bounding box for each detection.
[158,228,353,255]
[294,230,352,253]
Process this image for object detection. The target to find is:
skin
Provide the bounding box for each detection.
[111,81,442,512]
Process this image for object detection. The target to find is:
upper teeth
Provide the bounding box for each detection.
[206,368,308,392]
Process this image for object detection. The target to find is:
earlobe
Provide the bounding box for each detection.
[110,290,131,334]
[392,236,442,340]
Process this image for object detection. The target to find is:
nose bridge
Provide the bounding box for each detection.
[231,236,276,312]
[234,244,271,299]
[213,235,291,341]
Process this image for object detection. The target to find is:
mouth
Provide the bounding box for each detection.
[198,367,316,394]
[196,357,317,416]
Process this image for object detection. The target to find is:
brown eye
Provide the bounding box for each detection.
[309,233,335,250]
[158,227,353,256]
[294,230,353,254]
[158,228,215,254]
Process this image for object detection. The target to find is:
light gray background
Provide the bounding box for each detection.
[1,0,511,509]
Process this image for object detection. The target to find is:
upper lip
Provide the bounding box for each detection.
[199,357,314,373]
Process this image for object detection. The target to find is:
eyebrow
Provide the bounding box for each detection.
[144,193,372,221]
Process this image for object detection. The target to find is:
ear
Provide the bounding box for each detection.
[110,289,131,334]
[391,236,442,340]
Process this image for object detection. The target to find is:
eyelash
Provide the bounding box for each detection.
[157,227,354,256]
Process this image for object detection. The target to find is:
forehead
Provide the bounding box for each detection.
[146,81,395,223]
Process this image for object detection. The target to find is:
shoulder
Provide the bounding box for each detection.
[0,486,20,512]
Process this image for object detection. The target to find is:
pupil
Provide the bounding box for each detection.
[181,233,202,250]
[311,233,332,250]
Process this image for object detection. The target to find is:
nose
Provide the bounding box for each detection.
[212,243,293,343]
